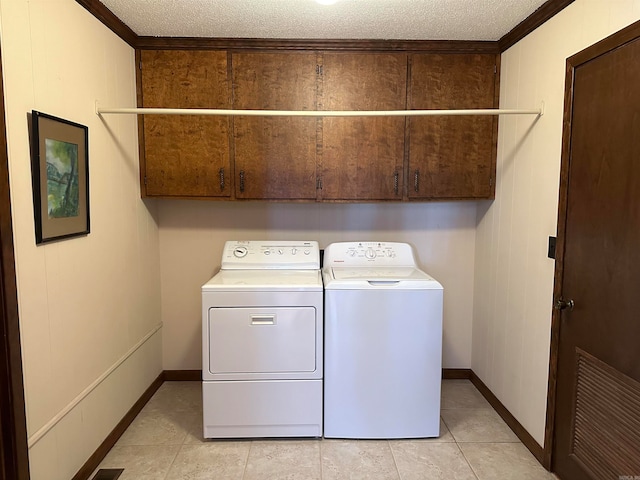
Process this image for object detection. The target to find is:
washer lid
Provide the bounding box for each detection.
[203,269,323,292]
[325,267,442,290]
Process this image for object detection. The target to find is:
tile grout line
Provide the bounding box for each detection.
[158,443,182,480]
[446,393,482,480]
[319,438,324,480]
[456,442,481,480]
[442,404,481,479]
[240,440,253,480]
[157,419,194,480]
[386,439,404,480]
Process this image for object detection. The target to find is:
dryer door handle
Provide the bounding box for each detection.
[367,281,401,286]
[250,314,276,325]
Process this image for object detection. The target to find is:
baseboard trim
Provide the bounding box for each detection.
[163,369,201,381]
[71,370,199,479]
[168,369,471,381]
[469,371,545,465]
[442,368,472,379]
[71,373,164,480]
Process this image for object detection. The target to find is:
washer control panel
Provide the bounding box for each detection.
[324,242,417,267]
[221,241,320,270]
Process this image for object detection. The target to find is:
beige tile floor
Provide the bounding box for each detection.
[95,380,558,480]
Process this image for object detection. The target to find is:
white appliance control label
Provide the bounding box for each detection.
[221,241,320,270]
[325,242,417,267]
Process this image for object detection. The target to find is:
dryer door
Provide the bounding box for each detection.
[207,307,318,379]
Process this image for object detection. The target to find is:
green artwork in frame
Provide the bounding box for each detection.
[45,138,79,219]
[31,111,90,244]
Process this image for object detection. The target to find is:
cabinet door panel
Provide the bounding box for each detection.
[141,50,231,197]
[321,54,406,200]
[408,54,497,199]
[232,53,317,200]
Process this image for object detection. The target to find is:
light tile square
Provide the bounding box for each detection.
[182,410,206,445]
[321,439,400,480]
[441,380,491,409]
[441,408,519,443]
[459,443,557,480]
[164,442,250,480]
[97,445,180,480]
[388,418,455,443]
[116,408,192,446]
[390,442,477,480]
[244,440,321,480]
[145,381,202,414]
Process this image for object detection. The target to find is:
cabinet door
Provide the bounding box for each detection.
[232,53,317,200]
[408,54,498,199]
[320,53,406,200]
[140,50,231,197]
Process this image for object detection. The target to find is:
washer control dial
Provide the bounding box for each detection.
[233,246,248,258]
[365,248,377,259]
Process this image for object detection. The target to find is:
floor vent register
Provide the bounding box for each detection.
[91,469,124,480]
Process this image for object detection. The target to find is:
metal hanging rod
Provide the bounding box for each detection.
[95,102,544,118]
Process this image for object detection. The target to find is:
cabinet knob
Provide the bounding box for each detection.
[239,170,245,193]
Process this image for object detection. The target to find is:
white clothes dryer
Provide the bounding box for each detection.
[323,241,443,439]
[202,240,323,438]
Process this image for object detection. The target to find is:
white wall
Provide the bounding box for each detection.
[5,0,634,473]
[0,0,162,478]
[159,200,477,371]
[473,0,640,447]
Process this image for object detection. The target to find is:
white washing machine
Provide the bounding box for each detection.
[202,240,323,438]
[323,241,443,439]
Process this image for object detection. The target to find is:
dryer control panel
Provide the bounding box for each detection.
[221,241,320,270]
[323,242,418,267]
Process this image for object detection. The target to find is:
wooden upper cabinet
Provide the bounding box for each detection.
[136,49,499,202]
[140,50,231,197]
[232,53,318,200]
[408,54,498,199]
[320,53,407,200]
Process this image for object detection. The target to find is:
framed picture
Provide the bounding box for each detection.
[30,111,89,244]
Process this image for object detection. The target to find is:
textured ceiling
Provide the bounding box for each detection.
[97,0,549,41]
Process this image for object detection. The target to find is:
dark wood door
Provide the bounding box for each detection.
[140,50,231,197]
[551,32,640,480]
[408,54,497,199]
[232,52,317,200]
[319,53,406,200]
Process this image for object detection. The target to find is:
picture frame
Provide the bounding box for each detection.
[30,111,90,244]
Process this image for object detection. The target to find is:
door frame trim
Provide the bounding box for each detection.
[0,43,30,479]
[543,18,640,470]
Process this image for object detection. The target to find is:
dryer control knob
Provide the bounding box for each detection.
[365,248,376,259]
[233,246,248,258]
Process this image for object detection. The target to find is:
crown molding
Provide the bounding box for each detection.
[498,0,575,51]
